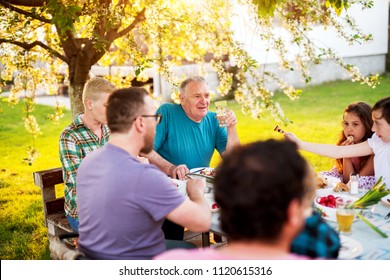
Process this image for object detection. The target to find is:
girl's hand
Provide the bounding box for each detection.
[284,131,300,145]
[340,138,354,146]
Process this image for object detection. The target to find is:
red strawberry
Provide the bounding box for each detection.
[211,203,219,209]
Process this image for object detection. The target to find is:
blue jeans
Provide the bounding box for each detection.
[66,215,79,233]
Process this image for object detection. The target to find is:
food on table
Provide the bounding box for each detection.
[315,173,327,189]
[211,202,220,210]
[317,194,338,208]
[346,176,390,209]
[200,169,216,177]
[347,136,354,141]
[333,182,350,192]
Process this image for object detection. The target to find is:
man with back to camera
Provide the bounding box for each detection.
[76,87,211,259]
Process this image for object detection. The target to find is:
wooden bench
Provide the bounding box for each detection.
[33,167,75,258]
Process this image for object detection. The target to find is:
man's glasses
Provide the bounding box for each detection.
[140,114,162,124]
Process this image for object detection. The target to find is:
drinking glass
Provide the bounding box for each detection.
[215,100,228,127]
[336,197,354,235]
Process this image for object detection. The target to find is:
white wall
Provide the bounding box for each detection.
[232,0,388,64]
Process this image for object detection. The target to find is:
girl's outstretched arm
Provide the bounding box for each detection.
[284,132,374,159]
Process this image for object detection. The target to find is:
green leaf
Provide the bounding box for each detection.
[357,212,388,238]
[252,0,285,17]
[326,0,350,16]
[347,177,390,209]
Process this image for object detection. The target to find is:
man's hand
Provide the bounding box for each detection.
[225,109,238,127]
[186,178,206,201]
[169,164,190,180]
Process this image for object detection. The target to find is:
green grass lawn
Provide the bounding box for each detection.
[0,76,389,259]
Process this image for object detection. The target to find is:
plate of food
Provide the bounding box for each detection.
[380,194,390,208]
[315,174,341,196]
[188,167,216,183]
[338,235,364,259]
[314,194,357,222]
[189,167,215,177]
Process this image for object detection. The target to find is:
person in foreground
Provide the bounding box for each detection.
[76,87,211,260]
[144,76,240,240]
[155,139,316,260]
[59,77,116,232]
[319,102,375,189]
[284,97,390,189]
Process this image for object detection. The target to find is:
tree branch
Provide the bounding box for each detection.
[89,8,146,65]
[116,8,146,38]
[0,0,51,23]
[5,0,46,7]
[0,39,68,63]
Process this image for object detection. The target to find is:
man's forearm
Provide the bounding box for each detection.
[225,126,240,153]
[141,150,175,175]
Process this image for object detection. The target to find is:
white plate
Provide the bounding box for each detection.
[173,176,217,212]
[314,194,357,222]
[189,167,215,177]
[380,194,390,208]
[339,235,364,259]
[322,175,341,188]
[170,179,187,196]
[316,187,334,197]
[316,175,341,196]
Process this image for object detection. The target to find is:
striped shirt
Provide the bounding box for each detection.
[59,113,109,218]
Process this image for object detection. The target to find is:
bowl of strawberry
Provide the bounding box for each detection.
[314,194,356,222]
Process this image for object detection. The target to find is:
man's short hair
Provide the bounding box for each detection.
[214,139,314,242]
[82,77,116,105]
[179,76,207,95]
[106,87,149,133]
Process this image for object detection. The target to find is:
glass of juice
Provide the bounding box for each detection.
[336,197,354,235]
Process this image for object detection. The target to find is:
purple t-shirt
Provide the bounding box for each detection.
[77,143,185,260]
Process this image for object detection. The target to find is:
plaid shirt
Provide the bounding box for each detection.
[291,211,341,258]
[59,113,109,218]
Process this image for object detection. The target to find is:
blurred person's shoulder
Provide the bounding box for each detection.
[154,248,231,260]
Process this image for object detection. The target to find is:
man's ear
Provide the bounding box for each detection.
[179,94,185,104]
[134,116,144,132]
[286,199,303,228]
[85,98,93,111]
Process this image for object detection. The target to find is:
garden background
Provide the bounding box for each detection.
[0,76,388,259]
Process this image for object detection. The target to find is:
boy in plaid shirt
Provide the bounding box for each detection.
[59,77,116,232]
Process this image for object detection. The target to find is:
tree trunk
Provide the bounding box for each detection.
[69,82,85,119]
[67,51,93,119]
